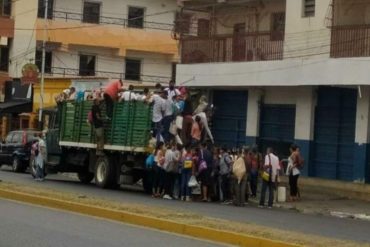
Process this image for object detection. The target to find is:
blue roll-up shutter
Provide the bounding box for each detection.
[259,104,296,157]
[212,90,248,148]
[312,87,356,181]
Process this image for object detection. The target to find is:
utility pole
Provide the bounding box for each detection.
[38,0,48,130]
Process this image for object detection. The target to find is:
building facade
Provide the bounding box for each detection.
[176,0,370,183]
[7,0,179,109]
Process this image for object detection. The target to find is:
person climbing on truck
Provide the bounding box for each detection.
[103,79,123,119]
[91,98,104,156]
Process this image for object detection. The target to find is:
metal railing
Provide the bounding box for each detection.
[48,67,170,83]
[52,10,174,31]
[181,31,284,64]
[330,25,370,58]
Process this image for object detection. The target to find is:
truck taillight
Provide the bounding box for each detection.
[22,131,27,145]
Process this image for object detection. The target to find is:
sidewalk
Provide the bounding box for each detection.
[259,176,370,221]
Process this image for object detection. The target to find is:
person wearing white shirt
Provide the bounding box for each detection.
[149,91,166,144]
[120,85,137,102]
[164,80,180,102]
[259,147,280,208]
[162,91,175,143]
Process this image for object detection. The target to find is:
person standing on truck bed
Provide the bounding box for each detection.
[92,98,104,156]
[149,90,166,144]
[181,91,194,147]
[103,80,123,119]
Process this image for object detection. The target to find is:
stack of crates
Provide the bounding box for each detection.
[60,102,76,142]
[60,101,152,148]
[77,101,94,143]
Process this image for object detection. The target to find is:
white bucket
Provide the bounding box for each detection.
[277,186,286,202]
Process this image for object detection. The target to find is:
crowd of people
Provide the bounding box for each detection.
[145,141,304,207]
[54,79,304,207]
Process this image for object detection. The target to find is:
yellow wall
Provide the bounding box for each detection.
[33,78,71,112]
[36,20,179,59]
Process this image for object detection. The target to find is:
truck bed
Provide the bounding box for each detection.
[59,101,152,153]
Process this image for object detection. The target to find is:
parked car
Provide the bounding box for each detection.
[0,130,40,172]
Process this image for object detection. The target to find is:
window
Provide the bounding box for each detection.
[125,59,141,81]
[303,0,315,17]
[37,0,54,19]
[128,7,144,28]
[1,0,11,16]
[197,19,210,37]
[0,46,9,72]
[271,13,285,41]
[79,54,96,76]
[83,2,100,24]
[35,50,52,73]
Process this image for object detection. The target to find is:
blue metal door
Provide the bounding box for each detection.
[312,87,357,181]
[259,104,296,158]
[212,90,248,148]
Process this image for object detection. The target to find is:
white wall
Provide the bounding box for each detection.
[54,0,177,25]
[284,0,331,59]
[356,86,370,144]
[176,57,370,87]
[9,0,38,78]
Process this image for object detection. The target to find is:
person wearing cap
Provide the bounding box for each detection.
[103,80,123,119]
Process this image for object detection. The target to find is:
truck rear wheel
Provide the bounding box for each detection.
[78,172,94,184]
[94,156,115,188]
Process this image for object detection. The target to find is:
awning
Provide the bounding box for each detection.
[0,101,32,114]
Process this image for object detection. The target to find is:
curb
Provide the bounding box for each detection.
[0,188,299,247]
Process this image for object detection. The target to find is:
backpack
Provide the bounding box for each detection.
[145,154,155,169]
[198,150,208,173]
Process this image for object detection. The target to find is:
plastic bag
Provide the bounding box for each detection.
[169,121,177,135]
[176,116,183,129]
[232,157,246,184]
[188,175,198,187]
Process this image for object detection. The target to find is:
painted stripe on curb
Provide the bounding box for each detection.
[0,188,299,247]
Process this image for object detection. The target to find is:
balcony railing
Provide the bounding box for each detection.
[330,25,370,58]
[48,67,170,83]
[181,31,284,64]
[52,10,174,31]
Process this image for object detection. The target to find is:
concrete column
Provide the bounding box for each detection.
[354,86,370,183]
[246,88,262,146]
[294,87,315,176]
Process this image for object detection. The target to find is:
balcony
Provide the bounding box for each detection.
[52,10,174,31]
[36,11,178,58]
[330,25,370,58]
[181,31,284,64]
[46,67,170,84]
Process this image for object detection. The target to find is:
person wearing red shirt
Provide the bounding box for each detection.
[104,80,123,118]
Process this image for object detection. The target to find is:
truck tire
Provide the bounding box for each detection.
[94,156,115,189]
[12,156,23,173]
[78,172,94,184]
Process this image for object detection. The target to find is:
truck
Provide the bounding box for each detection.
[30,100,154,192]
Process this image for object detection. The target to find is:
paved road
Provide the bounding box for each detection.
[0,199,226,247]
[1,168,370,243]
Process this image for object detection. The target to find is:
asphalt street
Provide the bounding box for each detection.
[1,167,370,244]
[0,199,226,247]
